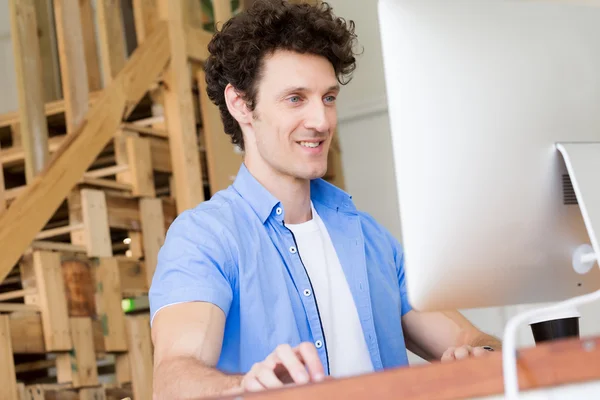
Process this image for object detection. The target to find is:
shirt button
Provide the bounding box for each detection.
[303,289,311,296]
[289,246,297,254]
[315,340,323,349]
[276,207,282,215]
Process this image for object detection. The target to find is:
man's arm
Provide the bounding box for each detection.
[401,309,502,363]
[152,301,243,399]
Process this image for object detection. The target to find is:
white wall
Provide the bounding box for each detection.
[328,0,600,366]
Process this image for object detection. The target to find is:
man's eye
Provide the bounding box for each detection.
[288,96,301,103]
[324,95,336,103]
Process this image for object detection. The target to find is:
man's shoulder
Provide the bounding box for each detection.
[167,186,249,236]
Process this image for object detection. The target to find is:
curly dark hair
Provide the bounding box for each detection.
[204,0,359,150]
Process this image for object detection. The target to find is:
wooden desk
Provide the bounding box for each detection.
[219,336,600,399]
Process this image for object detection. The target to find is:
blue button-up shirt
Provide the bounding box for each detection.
[149,163,412,375]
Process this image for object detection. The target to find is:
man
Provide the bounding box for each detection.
[149,1,502,398]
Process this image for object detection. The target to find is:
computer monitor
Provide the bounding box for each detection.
[378,0,600,312]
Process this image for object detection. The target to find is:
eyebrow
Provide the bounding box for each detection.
[276,84,340,99]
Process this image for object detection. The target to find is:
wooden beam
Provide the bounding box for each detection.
[197,68,242,194]
[126,314,153,400]
[0,315,19,400]
[20,251,72,351]
[9,312,106,354]
[0,92,102,130]
[132,0,159,44]
[79,0,103,91]
[9,0,51,182]
[56,317,99,387]
[94,258,128,352]
[0,22,170,285]
[54,0,90,134]
[97,0,127,84]
[140,198,165,285]
[159,0,205,213]
[126,136,155,197]
[213,0,233,24]
[34,0,62,101]
[0,142,5,214]
[186,26,212,63]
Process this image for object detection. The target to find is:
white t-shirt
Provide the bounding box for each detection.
[285,204,374,378]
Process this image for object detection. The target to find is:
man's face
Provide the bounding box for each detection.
[245,50,339,182]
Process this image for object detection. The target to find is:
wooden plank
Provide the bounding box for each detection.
[159,0,205,213]
[94,258,128,352]
[186,26,212,63]
[34,0,62,101]
[83,165,129,179]
[121,122,168,138]
[70,189,112,258]
[219,336,600,400]
[9,0,51,182]
[184,0,204,29]
[0,142,6,214]
[96,0,127,84]
[20,251,72,351]
[0,92,102,130]
[125,315,153,400]
[61,257,96,317]
[132,0,159,44]
[30,241,87,253]
[0,288,36,301]
[126,136,155,197]
[9,312,46,353]
[115,353,132,384]
[56,317,99,388]
[0,315,19,400]
[53,0,90,135]
[197,69,243,194]
[78,0,103,91]
[126,232,144,260]
[117,257,148,294]
[79,387,107,400]
[140,198,165,285]
[0,303,39,312]
[79,178,133,192]
[0,22,171,284]
[325,134,346,190]
[35,223,85,240]
[212,0,233,24]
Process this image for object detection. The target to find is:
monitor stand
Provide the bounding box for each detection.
[503,142,600,398]
[555,142,600,274]
[524,143,600,344]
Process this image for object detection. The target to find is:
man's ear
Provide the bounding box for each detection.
[224,83,252,125]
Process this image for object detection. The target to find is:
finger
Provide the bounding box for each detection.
[441,347,456,363]
[454,346,471,360]
[472,347,488,357]
[243,376,265,392]
[295,342,325,381]
[255,365,285,389]
[275,344,310,384]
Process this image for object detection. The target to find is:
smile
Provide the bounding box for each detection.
[298,141,323,148]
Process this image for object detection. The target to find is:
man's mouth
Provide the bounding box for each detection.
[298,141,323,148]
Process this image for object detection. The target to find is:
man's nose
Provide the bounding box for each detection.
[304,102,331,133]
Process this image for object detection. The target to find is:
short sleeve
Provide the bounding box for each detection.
[149,209,234,325]
[395,245,413,316]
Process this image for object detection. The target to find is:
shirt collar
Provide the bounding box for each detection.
[232,163,357,224]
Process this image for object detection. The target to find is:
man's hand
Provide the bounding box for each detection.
[440,345,494,362]
[241,342,325,392]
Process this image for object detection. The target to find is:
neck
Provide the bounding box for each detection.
[244,160,312,224]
